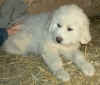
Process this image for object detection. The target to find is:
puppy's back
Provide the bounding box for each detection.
[2,13,49,55]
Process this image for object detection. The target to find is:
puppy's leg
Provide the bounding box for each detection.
[42,43,70,81]
[61,49,95,76]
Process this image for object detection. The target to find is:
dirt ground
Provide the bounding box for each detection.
[0,0,100,17]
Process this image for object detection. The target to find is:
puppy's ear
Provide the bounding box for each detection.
[48,12,57,32]
[80,22,91,44]
[49,23,57,32]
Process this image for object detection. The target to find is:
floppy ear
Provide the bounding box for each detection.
[48,14,57,32]
[80,22,91,44]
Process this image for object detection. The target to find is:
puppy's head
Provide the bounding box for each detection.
[49,4,91,45]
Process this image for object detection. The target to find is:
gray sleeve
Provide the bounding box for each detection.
[0,0,15,28]
[10,0,28,25]
[0,0,28,28]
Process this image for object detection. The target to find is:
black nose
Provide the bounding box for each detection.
[56,37,63,43]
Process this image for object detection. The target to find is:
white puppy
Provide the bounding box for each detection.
[2,4,95,81]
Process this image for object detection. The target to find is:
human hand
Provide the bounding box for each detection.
[7,24,20,35]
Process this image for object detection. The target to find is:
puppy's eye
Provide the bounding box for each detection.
[67,27,73,31]
[57,24,62,28]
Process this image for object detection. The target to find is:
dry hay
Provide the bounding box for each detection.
[0,17,100,85]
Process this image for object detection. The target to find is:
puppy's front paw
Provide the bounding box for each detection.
[55,69,70,82]
[82,63,95,76]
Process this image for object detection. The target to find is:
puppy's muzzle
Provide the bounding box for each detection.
[56,36,63,43]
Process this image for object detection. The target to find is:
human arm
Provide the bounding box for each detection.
[0,28,8,46]
[0,0,28,28]
[0,24,20,46]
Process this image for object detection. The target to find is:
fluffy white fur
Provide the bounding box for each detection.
[2,4,95,81]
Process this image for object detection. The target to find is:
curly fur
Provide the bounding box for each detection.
[2,4,95,81]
